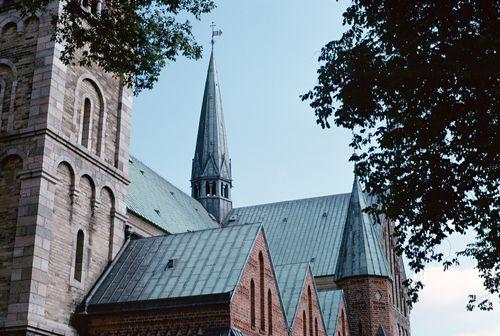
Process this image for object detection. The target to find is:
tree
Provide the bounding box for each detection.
[302,0,499,310]
[17,0,215,94]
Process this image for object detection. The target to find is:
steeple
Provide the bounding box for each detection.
[335,176,391,280]
[191,43,232,224]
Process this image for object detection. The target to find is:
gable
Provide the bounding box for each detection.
[230,231,288,336]
[127,156,218,233]
[225,193,351,277]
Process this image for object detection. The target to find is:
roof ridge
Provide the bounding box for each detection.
[234,192,352,210]
[130,222,259,242]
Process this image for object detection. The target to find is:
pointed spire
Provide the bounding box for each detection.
[191,43,232,224]
[335,176,391,280]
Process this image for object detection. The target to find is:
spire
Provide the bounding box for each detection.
[191,40,232,224]
[335,176,391,280]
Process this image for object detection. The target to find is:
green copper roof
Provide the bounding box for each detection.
[225,193,351,277]
[87,224,261,307]
[274,262,310,325]
[127,156,218,233]
[317,290,344,336]
[335,178,391,280]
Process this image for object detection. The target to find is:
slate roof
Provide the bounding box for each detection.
[192,47,231,181]
[225,193,351,277]
[317,290,344,336]
[127,156,218,233]
[274,262,310,325]
[86,224,262,309]
[335,178,391,280]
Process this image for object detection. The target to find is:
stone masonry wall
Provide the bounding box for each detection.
[230,232,288,336]
[0,1,133,334]
[289,270,327,336]
[337,277,393,336]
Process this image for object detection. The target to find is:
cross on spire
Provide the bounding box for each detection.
[211,21,223,45]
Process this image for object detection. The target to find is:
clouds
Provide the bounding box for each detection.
[411,265,500,336]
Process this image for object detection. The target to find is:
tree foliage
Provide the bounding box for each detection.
[17,0,215,94]
[302,0,499,310]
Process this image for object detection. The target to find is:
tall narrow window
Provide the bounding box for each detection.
[341,310,347,336]
[308,286,313,336]
[74,230,84,281]
[314,318,318,336]
[250,279,256,328]
[81,98,92,148]
[303,311,307,336]
[194,183,200,199]
[259,252,265,331]
[268,289,273,335]
[224,184,229,198]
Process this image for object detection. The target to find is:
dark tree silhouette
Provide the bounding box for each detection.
[16,0,215,94]
[302,0,499,310]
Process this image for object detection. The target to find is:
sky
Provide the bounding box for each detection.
[131,1,499,334]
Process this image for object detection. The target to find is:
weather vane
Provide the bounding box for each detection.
[211,21,223,45]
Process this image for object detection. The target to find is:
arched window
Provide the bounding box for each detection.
[268,289,273,335]
[259,251,265,331]
[74,230,84,281]
[250,279,256,328]
[303,311,307,336]
[314,318,318,336]
[308,286,313,336]
[81,98,92,148]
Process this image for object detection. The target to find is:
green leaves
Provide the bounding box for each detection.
[17,0,215,95]
[303,0,499,310]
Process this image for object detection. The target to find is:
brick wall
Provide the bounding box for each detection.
[230,232,288,336]
[289,270,327,336]
[81,303,231,336]
[337,277,393,336]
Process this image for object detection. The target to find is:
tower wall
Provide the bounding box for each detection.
[337,277,394,336]
[0,1,132,334]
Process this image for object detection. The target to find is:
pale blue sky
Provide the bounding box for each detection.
[131,1,499,334]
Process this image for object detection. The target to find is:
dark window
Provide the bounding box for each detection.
[314,318,318,336]
[194,183,200,199]
[250,279,256,328]
[74,230,84,281]
[303,311,307,336]
[268,289,273,335]
[259,251,265,331]
[81,98,92,148]
[308,286,313,336]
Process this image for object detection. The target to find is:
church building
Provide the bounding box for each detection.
[0,2,411,336]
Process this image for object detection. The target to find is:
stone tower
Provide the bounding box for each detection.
[191,46,232,224]
[0,1,132,335]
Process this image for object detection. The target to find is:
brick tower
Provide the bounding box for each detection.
[191,45,232,224]
[0,1,132,335]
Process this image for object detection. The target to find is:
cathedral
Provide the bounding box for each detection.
[0,2,411,336]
